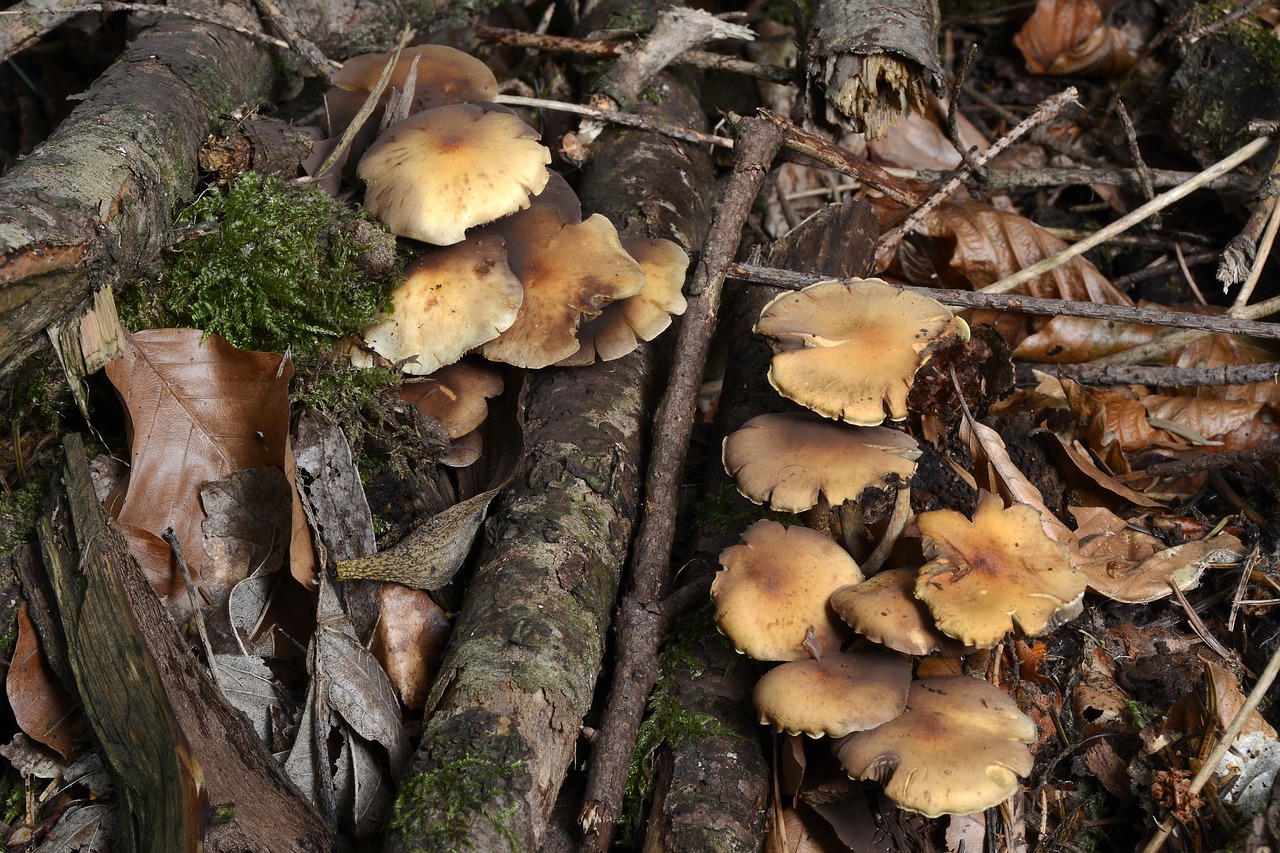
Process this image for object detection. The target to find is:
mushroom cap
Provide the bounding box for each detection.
[399,360,504,438]
[836,676,1038,818]
[332,45,499,109]
[723,412,920,513]
[755,278,969,426]
[831,568,972,656]
[358,104,552,245]
[479,207,647,368]
[754,649,911,738]
[532,171,583,225]
[558,236,690,366]
[914,492,1087,648]
[712,519,863,661]
[361,234,523,374]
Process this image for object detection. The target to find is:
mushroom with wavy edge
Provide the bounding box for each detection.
[357,104,551,245]
[754,649,911,738]
[712,519,862,661]
[755,278,970,426]
[722,412,920,514]
[914,492,1087,649]
[331,45,500,112]
[359,233,523,375]
[479,205,647,368]
[830,568,972,657]
[836,676,1038,818]
[558,236,690,366]
[399,360,504,439]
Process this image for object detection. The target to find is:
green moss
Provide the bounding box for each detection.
[392,755,525,852]
[120,172,389,364]
[0,481,44,562]
[2,780,21,825]
[692,484,796,534]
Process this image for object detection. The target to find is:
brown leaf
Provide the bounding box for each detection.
[105,330,293,607]
[369,584,451,710]
[7,602,84,758]
[1015,0,1136,76]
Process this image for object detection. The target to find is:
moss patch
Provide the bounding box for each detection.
[393,754,527,852]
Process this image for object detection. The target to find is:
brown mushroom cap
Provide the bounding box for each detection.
[558,236,689,366]
[836,676,1038,818]
[399,360,504,438]
[357,104,552,245]
[831,568,972,656]
[723,412,920,513]
[914,492,1087,648]
[332,45,499,109]
[360,234,523,375]
[755,278,969,426]
[479,206,647,368]
[754,649,911,738]
[712,519,862,661]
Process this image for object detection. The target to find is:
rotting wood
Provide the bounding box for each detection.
[36,434,331,852]
[384,70,717,853]
[579,114,785,853]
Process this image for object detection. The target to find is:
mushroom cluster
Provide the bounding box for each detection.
[328,45,690,375]
[712,278,1084,816]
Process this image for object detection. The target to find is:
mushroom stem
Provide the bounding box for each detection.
[861,485,912,574]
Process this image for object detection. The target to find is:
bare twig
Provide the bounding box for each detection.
[1014,361,1280,387]
[1139,639,1280,853]
[895,87,1077,239]
[1116,100,1159,223]
[981,136,1273,294]
[1142,443,1280,478]
[475,25,793,84]
[946,44,985,178]
[1217,146,1280,289]
[578,115,784,853]
[249,0,336,77]
[726,262,1280,340]
[496,94,733,148]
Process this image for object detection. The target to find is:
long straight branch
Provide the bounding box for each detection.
[578,115,784,853]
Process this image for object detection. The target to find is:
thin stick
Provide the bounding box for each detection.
[495,93,733,148]
[1116,101,1158,214]
[946,45,985,178]
[578,116,785,853]
[981,136,1273,294]
[1138,640,1280,853]
[1014,361,1280,387]
[1232,193,1280,308]
[162,528,221,688]
[726,262,1280,340]
[896,87,1078,239]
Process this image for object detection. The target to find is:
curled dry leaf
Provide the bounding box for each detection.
[370,583,451,710]
[1015,0,1137,76]
[7,602,84,759]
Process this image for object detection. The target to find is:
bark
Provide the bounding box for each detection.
[384,70,717,853]
[36,435,330,851]
[0,1,275,375]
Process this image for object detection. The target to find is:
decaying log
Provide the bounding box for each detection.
[384,71,717,853]
[36,435,330,851]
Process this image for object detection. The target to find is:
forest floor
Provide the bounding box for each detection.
[3,0,1280,852]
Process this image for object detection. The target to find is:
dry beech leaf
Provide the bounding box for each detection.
[1043,433,1164,508]
[370,584,451,710]
[869,96,989,170]
[1015,0,1137,76]
[200,467,292,608]
[1015,315,1161,363]
[104,330,293,608]
[7,602,84,759]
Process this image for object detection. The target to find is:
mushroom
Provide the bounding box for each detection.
[830,568,972,657]
[914,492,1087,649]
[399,360,504,438]
[754,648,911,738]
[359,233,523,374]
[722,412,920,513]
[331,44,500,113]
[357,103,552,245]
[836,676,1038,817]
[479,205,647,368]
[712,519,862,661]
[755,278,969,426]
[558,236,690,366]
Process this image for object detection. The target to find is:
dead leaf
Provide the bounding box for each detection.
[7,601,84,759]
[31,802,120,852]
[1015,0,1137,76]
[211,653,283,744]
[370,584,451,710]
[1044,433,1164,508]
[200,467,292,606]
[105,330,293,609]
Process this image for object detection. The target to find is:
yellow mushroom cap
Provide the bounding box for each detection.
[357,104,552,245]
[360,234,523,374]
[755,278,969,426]
[722,412,920,513]
[712,520,862,661]
[754,649,911,738]
[399,360,504,439]
[914,492,1087,648]
[332,45,499,109]
[836,676,1038,818]
[830,568,972,656]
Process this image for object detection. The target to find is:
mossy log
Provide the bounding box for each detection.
[384,75,716,853]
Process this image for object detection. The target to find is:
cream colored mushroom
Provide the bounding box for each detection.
[357,104,551,245]
[399,360,504,438]
[332,44,499,111]
[722,412,920,513]
[754,649,911,738]
[755,278,969,426]
[830,568,971,657]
